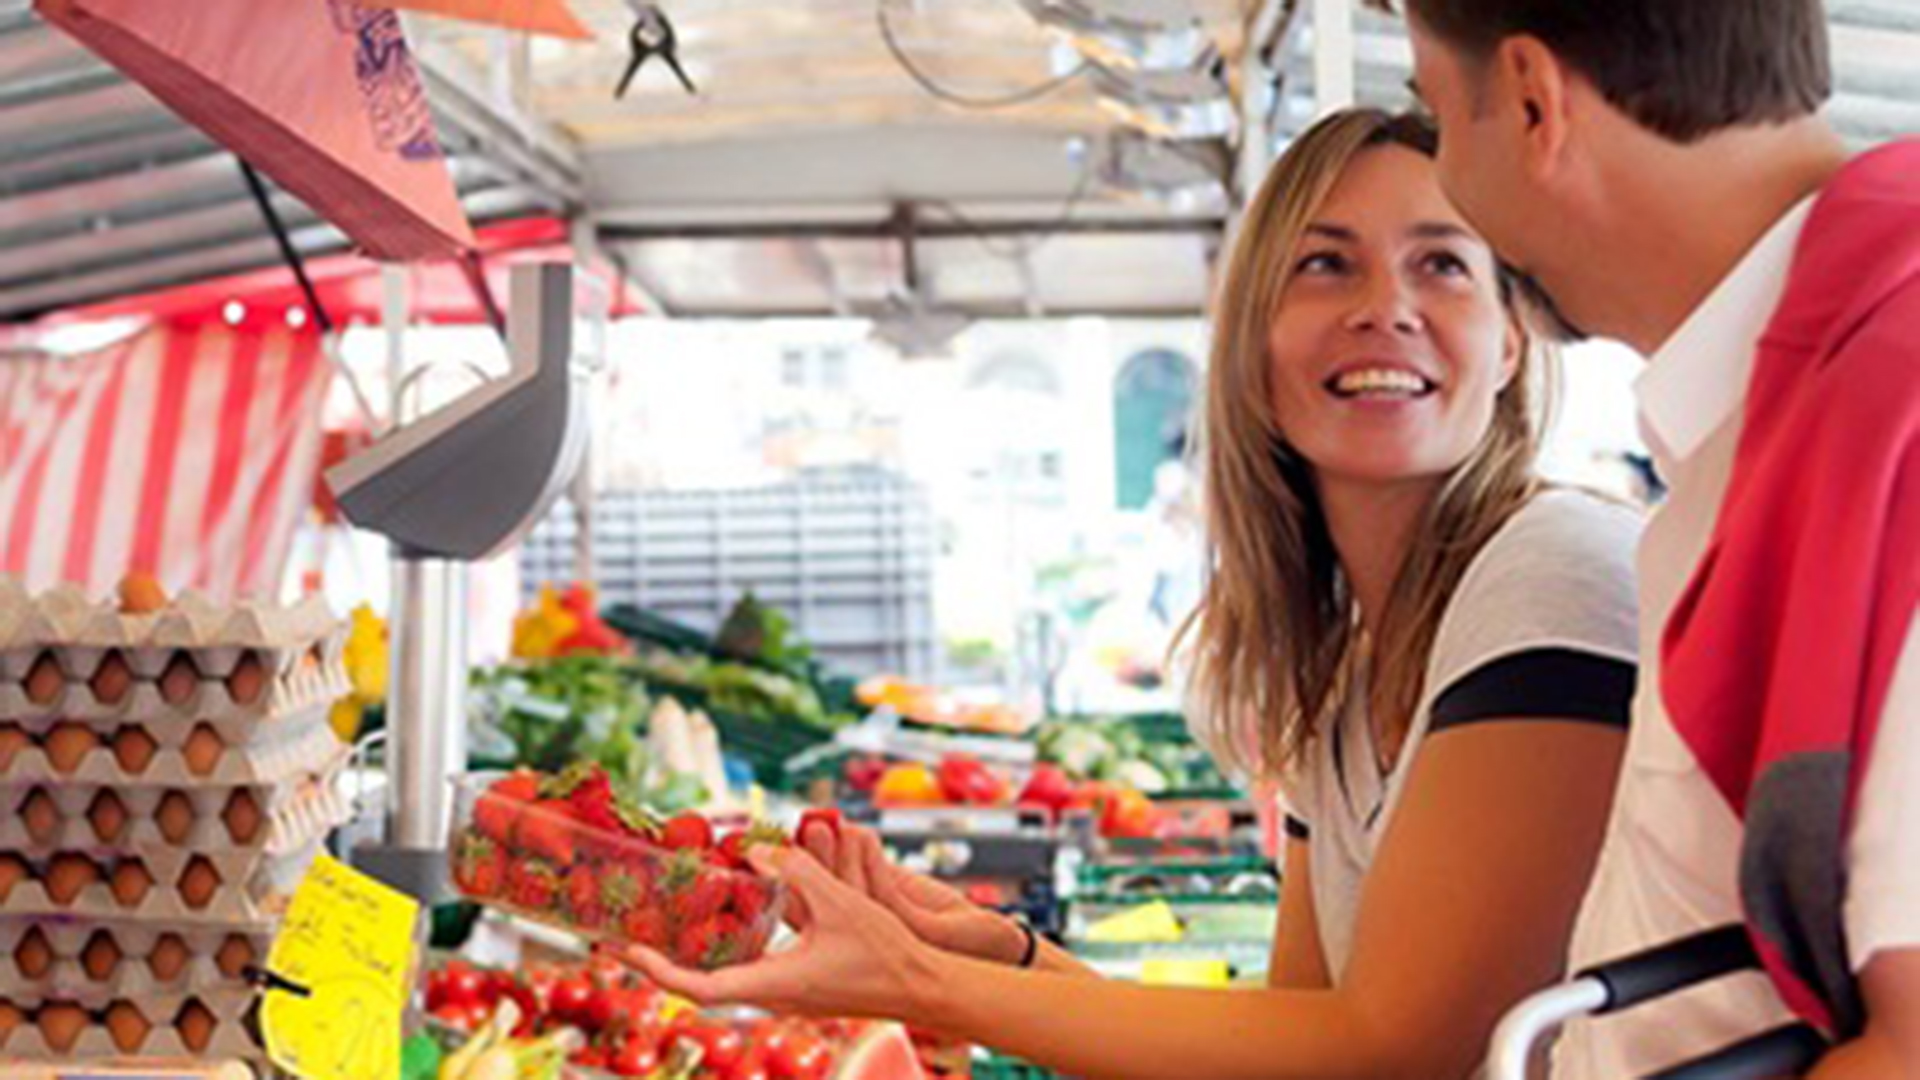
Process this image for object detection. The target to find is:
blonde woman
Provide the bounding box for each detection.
[628,109,1641,1080]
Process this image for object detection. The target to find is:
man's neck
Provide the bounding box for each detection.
[1577,121,1849,356]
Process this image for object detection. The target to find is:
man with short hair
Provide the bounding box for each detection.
[1371,0,1920,1075]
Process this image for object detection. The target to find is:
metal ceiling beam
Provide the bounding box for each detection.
[600,215,1224,243]
[0,186,542,321]
[416,44,585,209]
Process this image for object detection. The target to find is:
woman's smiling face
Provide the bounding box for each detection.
[1266,143,1519,489]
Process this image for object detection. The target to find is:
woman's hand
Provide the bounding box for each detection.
[796,818,1029,967]
[618,845,947,1022]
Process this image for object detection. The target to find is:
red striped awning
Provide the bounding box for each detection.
[0,323,329,600]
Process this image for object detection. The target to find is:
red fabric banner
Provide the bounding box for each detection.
[0,325,330,600]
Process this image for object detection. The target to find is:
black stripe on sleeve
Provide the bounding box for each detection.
[1429,647,1635,732]
[1284,815,1311,841]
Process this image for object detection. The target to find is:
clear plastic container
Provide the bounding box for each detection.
[446,774,783,971]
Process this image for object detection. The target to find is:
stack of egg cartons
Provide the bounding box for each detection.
[0,576,352,1063]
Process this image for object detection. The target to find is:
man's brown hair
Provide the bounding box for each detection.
[1372,0,1831,143]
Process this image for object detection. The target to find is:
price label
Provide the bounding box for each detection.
[262,855,421,1080]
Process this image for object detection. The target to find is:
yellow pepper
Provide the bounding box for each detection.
[510,585,579,660]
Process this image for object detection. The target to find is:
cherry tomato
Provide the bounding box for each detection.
[610,1036,661,1077]
[683,1022,746,1073]
[770,1032,832,1080]
[429,1004,475,1032]
[551,974,595,1025]
[728,1048,774,1080]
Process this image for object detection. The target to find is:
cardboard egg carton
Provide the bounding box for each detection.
[0,840,322,926]
[0,711,344,788]
[0,920,277,961]
[0,987,262,1061]
[0,635,349,728]
[0,753,350,854]
[0,581,336,680]
[2,940,265,1000]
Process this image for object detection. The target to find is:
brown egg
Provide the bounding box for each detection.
[0,855,26,901]
[147,935,190,982]
[0,1001,22,1048]
[14,928,53,979]
[105,1000,150,1053]
[157,654,200,705]
[37,1002,89,1053]
[226,653,268,706]
[23,654,64,705]
[45,854,99,906]
[109,860,153,909]
[222,790,263,845]
[118,572,168,615]
[214,936,255,980]
[88,791,128,843]
[174,999,216,1052]
[182,724,224,777]
[44,723,98,774]
[43,722,98,774]
[81,932,122,982]
[155,791,196,844]
[178,857,220,910]
[0,725,27,770]
[22,789,61,845]
[89,652,135,705]
[111,726,159,774]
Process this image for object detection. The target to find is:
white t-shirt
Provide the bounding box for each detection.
[1285,488,1643,978]
[1553,196,1920,1078]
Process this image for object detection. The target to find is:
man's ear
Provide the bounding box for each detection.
[1492,35,1575,183]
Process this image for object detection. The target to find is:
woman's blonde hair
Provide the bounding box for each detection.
[1178,108,1553,779]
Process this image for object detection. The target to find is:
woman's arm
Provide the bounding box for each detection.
[1270,837,1331,990]
[636,720,1626,1080]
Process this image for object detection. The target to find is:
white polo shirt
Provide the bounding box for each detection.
[1551,197,1920,1077]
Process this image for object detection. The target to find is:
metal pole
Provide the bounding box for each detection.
[363,264,470,896]
[1313,0,1356,115]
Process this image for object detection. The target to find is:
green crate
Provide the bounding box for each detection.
[972,1051,1060,1080]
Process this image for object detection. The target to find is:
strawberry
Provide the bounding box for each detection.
[567,863,607,930]
[716,821,788,870]
[622,905,670,949]
[729,875,771,924]
[674,918,719,968]
[668,868,732,929]
[505,860,560,912]
[702,914,748,969]
[473,770,540,842]
[516,799,579,865]
[659,813,712,852]
[452,832,506,898]
[544,762,624,836]
[599,866,648,921]
[657,849,707,899]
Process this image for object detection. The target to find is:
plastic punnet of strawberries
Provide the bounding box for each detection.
[450,764,788,971]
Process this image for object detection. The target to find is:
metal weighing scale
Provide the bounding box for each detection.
[326,262,593,900]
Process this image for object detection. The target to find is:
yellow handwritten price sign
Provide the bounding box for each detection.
[262,855,422,1080]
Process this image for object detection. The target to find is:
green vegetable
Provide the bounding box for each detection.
[401,1033,443,1080]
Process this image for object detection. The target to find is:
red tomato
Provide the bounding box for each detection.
[728,1048,774,1080]
[429,1004,476,1032]
[572,1046,609,1069]
[770,1032,832,1080]
[551,975,595,1025]
[430,962,488,1010]
[483,968,517,1007]
[683,1022,747,1073]
[610,1035,661,1077]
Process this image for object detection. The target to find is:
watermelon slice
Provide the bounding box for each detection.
[832,1023,929,1080]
